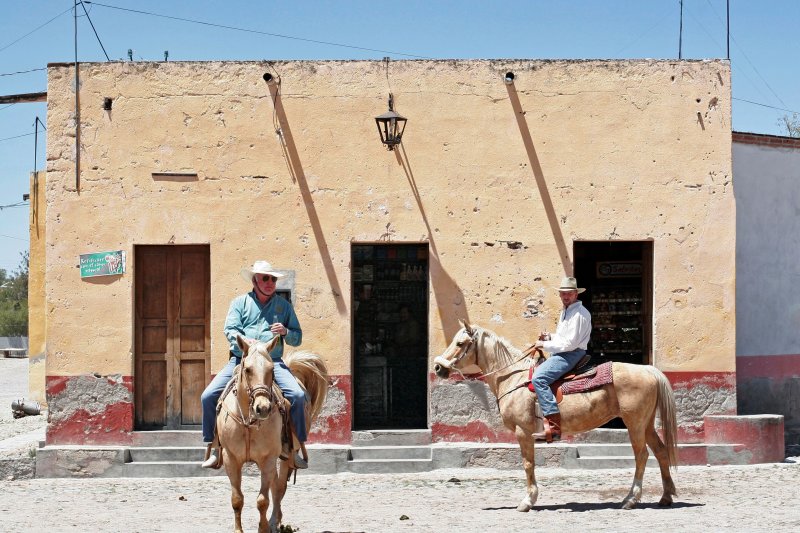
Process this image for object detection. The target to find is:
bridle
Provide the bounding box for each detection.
[224,347,277,428]
[445,328,533,381]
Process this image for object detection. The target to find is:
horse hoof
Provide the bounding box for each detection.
[516,498,533,512]
[658,497,673,507]
[621,499,637,510]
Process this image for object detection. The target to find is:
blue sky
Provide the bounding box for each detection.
[1,0,798,275]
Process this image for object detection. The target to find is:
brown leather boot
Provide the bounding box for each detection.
[533,413,562,443]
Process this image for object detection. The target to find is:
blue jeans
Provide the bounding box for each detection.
[531,348,586,417]
[200,356,308,443]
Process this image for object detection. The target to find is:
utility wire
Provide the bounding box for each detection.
[0,6,74,54]
[84,1,431,59]
[0,234,29,241]
[703,0,787,108]
[732,98,799,115]
[79,0,111,61]
[0,132,38,143]
[0,67,48,77]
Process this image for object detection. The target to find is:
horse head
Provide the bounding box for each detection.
[433,319,480,378]
[236,334,280,420]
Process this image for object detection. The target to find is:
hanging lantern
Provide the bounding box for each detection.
[374,93,407,150]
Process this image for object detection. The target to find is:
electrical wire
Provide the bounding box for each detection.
[0,233,29,241]
[84,1,431,59]
[703,0,788,109]
[0,67,48,77]
[732,98,799,115]
[79,0,111,61]
[0,132,38,143]
[0,6,74,54]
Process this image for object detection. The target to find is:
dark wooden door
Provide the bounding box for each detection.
[135,245,210,429]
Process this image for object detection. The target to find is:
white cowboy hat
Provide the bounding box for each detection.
[556,276,585,294]
[240,260,285,283]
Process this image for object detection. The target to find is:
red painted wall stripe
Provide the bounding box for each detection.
[736,354,800,379]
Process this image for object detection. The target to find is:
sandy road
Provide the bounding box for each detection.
[0,462,798,532]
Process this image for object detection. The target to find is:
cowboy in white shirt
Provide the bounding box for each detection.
[531,276,592,442]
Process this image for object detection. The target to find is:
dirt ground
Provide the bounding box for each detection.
[1,358,799,532]
[0,462,798,532]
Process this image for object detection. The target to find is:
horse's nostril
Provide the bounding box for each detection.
[434,364,441,373]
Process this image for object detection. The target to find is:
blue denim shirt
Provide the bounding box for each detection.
[224,291,302,360]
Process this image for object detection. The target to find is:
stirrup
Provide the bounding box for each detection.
[201,452,219,469]
[293,453,308,469]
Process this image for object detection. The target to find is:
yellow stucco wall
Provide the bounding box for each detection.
[28,171,46,404]
[44,60,734,378]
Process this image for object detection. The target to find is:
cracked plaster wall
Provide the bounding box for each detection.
[43,61,734,424]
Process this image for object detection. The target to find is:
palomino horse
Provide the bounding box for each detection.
[433,321,677,511]
[215,335,329,533]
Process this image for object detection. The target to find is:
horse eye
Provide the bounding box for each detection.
[245,367,252,375]
[456,342,463,347]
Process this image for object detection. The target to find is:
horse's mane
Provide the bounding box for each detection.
[473,326,524,372]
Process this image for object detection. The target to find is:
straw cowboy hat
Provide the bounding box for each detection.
[556,276,585,294]
[240,260,285,283]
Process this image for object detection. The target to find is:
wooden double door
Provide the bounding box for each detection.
[135,245,210,429]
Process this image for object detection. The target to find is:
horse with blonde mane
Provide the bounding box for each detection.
[433,320,677,511]
[214,335,329,533]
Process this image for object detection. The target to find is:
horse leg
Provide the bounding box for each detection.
[621,426,648,510]
[224,456,245,533]
[269,458,290,530]
[646,426,677,507]
[514,427,539,512]
[257,459,278,533]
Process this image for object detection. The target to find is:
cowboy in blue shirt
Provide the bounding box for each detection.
[200,260,308,468]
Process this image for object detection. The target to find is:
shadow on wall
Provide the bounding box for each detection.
[505,79,571,276]
[266,74,347,316]
[394,143,471,341]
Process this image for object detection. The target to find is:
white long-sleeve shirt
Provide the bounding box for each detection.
[542,300,592,354]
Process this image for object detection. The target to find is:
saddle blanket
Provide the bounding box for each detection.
[527,361,614,397]
[559,361,613,394]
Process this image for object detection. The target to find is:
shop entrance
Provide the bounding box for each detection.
[351,243,429,429]
[574,241,653,366]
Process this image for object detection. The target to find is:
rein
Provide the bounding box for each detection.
[450,331,543,405]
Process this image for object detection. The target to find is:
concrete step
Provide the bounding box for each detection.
[574,443,636,457]
[346,458,433,474]
[131,430,203,447]
[122,461,226,478]
[348,446,432,461]
[127,447,205,462]
[351,429,431,447]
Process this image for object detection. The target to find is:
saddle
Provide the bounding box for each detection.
[526,353,600,404]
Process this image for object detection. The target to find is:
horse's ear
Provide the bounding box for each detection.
[460,319,474,336]
[237,335,250,356]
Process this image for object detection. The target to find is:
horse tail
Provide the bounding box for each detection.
[648,366,679,470]
[284,350,330,423]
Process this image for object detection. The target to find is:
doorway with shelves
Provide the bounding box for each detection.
[574,241,653,429]
[573,241,653,366]
[351,243,429,429]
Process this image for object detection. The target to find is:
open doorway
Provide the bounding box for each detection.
[574,241,653,366]
[574,241,653,429]
[351,243,429,429]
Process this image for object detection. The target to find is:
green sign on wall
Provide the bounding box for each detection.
[80,250,126,278]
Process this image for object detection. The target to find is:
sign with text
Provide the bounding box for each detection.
[80,250,126,278]
[596,260,642,278]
